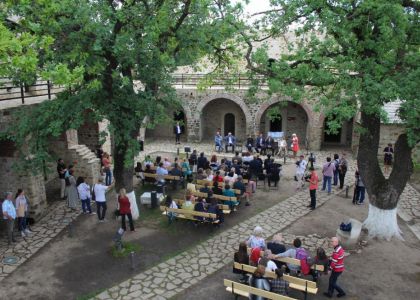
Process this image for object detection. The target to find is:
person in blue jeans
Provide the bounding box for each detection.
[322,157,335,194]
[333,154,340,186]
[354,170,366,205]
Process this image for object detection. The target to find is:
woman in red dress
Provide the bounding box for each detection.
[118,188,135,231]
[291,133,300,158]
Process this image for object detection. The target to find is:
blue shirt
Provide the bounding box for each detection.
[2,199,16,220]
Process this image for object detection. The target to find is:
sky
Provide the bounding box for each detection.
[241,0,272,15]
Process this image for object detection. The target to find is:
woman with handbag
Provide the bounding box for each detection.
[118,188,135,232]
[15,189,31,237]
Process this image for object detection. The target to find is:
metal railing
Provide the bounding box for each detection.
[0,73,267,103]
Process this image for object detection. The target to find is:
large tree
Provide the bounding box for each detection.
[3,1,244,196]
[246,0,419,240]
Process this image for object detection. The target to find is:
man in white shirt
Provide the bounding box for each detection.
[94,178,108,222]
[174,122,182,144]
[295,155,307,191]
[224,132,236,153]
[156,162,169,183]
[2,192,17,244]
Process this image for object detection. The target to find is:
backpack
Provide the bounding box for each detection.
[296,248,310,275]
[91,184,96,201]
[296,248,308,260]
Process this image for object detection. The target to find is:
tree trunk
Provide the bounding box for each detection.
[357,111,413,240]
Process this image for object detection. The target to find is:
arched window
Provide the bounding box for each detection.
[224,113,235,136]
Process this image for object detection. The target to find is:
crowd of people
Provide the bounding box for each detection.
[234,227,346,298]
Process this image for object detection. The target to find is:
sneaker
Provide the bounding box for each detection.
[357,202,364,205]
[323,292,332,298]
[98,219,104,223]
[25,229,32,234]
[21,231,26,237]
[337,293,346,298]
[89,212,97,215]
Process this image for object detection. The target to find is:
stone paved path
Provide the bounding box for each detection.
[93,171,357,300]
[0,201,80,281]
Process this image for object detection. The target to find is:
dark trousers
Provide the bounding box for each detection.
[333,170,339,185]
[339,172,346,188]
[96,201,107,220]
[328,271,345,296]
[105,168,112,186]
[175,133,180,143]
[121,213,134,231]
[310,189,316,208]
[17,216,27,232]
[256,146,265,155]
[225,144,235,153]
[81,198,92,213]
[6,219,15,244]
[355,186,366,203]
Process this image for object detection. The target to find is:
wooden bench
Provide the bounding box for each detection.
[194,183,242,195]
[175,199,231,214]
[224,279,296,300]
[143,173,181,181]
[159,206,220,224]
[233,262,318,298]
[191,191,238,204]
[273,257,325,272]
[196,178,248,186]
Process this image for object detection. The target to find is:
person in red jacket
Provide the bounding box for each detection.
[118,188,135,232]
[324,237,346,298]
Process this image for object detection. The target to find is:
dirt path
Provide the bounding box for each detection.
[0,177,296,300]
[175,188,420,300]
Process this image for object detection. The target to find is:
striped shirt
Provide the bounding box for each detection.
[330,245,345,272]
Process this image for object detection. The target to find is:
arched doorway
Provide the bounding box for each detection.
[224,113,235,135]
[201,98,247,141]
[258,101,308,142]
[145,108,187,140]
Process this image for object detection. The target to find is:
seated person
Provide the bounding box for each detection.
[232,152,242,164]
[224,132,236,153]
[199,182,211,194]
[155,156,162,166]
[242,152,254,163]
[210,155,220,170]
[258,251,278,272]
[223,184,238,208]
[246,135,254,152]
[234,242,250,282]
[134,162,144,180]
[264,154,273,171]
[224,171,236,186]
[255,133,266,155]
[247,226,266,249]
[205,169,214,181]
[206,196,223,223]
[214,131,223,152]
[270,267,289,296]
[212,181,223,195]
[267,234,286,255]
[232,160,242,175]
[156,162,168,183]
[164,195,178,222]
[196,168,207,180]
[144,164,156,183]
[183,193,195,211]
[143,155,154,167]
[213,170,224,183]
[272,238,307,274]
[233,176,250,206]
[169,163,184,187]
[311,247,329,282]
[163,157,172,169]
[248,265,271,295]
[194,197,206,221]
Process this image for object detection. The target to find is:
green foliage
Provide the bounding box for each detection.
[111,241,141,258]
[2,0,245,176]
[250,0,419,142]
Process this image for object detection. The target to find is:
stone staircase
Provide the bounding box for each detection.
[67,144,101,185]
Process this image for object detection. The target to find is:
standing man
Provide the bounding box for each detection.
[354,170,366,205]
[324,237,346,298]
[322,157,335,194]
[57,158,67,199]
[2,192,17,245]
[174,121,182,145]
[338,153,348,189]
[255,133,266,155]
[224,132,236,153]
[94,178,108,222]
[295,155,307,191]
[307,167,319,210]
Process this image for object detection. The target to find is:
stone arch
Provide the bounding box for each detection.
[196,93,252,141]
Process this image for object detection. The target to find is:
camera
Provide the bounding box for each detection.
[304,174,311,181]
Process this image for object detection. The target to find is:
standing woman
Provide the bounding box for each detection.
[383,143,394,174]
[291,133,299,158]
[102,152,112,186]
[118,189,135,231]
[66,169,79,210]
[15,189,31,237]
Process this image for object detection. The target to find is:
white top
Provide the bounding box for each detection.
[169,201,178,209]
[77,182,91,200]
[94,184,108,202]
[176,125,181,134]
[243,156,254,162]
[258,258,278,272]
[163,161,172,168]
[206,174,214,181]
[296,159,307,174]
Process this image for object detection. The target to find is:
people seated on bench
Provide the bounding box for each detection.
[224,171,237,186]
[250,247,263,266]
[233,151,243,164]
[232,159,242,175]
[247,226,266,250]
[183,192,195,211]
[213,170,224,183]
[156,162,169,183]
[212,181,223,195]
[267,234,286,257]
[197,152,208,170]
[205,169,214,181]
[171,157,179,168]
[180,158,193,181]
[199,182,211,193]
[234,242,250,283]
[169,163,184,188]
[311,247,329,282]
[144,155,153,167]
[258,251,278,272]
[272,238,307,274]
[270,267,289,296]
[233,176,250,206]
[194,197,206,221]
[249,265,271,299]
[196,168,207,180]
[164,196,178,222]
[207,196,223,224]
[223,184,239,209]
[155,156,162,166]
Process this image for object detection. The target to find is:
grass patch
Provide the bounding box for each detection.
[76,289,106,300]
[111,242,141,258]
[414,163,420,172]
